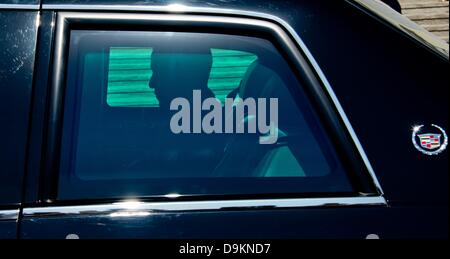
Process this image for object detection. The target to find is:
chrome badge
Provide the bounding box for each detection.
[412,124,448,156]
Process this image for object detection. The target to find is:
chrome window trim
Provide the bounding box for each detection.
[23,197,386,218]
[0,209,19,221]
[54,11,384,194]
[48,7,387,196]
[44,11,386,210]
[0,4,39,10]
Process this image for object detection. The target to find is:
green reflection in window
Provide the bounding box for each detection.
[106,47,257,107]
[208,49,257,103]
[107,47,158,107]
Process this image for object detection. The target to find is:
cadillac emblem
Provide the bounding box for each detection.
[412,124,448,156]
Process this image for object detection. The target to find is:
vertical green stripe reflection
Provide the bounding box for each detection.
[107,47,158,107]
[208,48,257,104]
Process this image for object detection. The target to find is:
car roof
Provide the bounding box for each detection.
[39,0,447,59]
[0,0,449,60]
[2,0,448,59]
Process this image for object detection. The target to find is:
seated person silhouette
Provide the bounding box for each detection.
[149,47,215,111]
[148,46,224,177]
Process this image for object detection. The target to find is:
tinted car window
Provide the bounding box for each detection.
[58,30,354,200]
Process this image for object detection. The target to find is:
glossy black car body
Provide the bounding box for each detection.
[0,0,448,239]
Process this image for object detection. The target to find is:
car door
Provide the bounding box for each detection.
[0,2,39,239]
[19,9,391,239]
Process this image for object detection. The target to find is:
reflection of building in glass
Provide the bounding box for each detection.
[400,0,449,42]
[106,48,257,107]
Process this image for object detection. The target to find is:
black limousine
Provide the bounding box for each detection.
[0,0,448,239]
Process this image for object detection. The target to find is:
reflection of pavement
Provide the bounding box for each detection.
[400,0,449,42]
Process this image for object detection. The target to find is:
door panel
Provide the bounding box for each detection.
[20,206,448,239]
[0,9,38,239]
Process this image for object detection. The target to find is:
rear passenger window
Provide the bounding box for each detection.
[58,30,354,200]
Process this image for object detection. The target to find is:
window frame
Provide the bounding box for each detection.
[38,11,385,208]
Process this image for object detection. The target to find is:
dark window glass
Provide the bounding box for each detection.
[58,30,354,200]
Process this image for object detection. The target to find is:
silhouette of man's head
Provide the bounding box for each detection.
[150,48,214,109]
